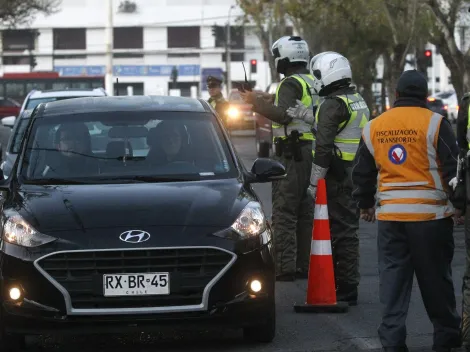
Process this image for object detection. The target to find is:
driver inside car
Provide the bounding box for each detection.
[42,123,99,178]
[146,121,191,165]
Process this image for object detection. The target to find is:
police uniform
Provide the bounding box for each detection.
[312,86,369,305]
[250,68,316,280]
[456,92,470,350]
[207,76,228,120]
[352,70,462,351]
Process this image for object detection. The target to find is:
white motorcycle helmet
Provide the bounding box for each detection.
[310,52,352,94]
[271,36,310,74]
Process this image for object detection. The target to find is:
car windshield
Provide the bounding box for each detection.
[19,111,237,184]
[25,96,94,110]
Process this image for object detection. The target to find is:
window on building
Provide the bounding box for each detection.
[114,27,143,49]
[2,56,30,65]
[215,26,244,49]
[168,53,200,58]
[222,53,245,62]
[53,28,86,50]
[167,26,200,48]
[113,53,144,58]
[2,30,37,51]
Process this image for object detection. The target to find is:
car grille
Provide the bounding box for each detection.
[36,248,234,309]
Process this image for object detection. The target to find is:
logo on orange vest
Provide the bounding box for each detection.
[388,144,407,165]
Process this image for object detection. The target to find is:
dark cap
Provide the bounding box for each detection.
[206,75,223,86]
[396,70,428,99]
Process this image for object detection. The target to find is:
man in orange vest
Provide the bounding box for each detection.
[351,70,464,352]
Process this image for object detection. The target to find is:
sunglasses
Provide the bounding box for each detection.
[207,84,220,89]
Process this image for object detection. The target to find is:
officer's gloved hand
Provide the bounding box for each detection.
[307,184,317,201]
[286,100,313,121]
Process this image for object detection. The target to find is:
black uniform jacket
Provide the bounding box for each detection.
[351,96,464,211]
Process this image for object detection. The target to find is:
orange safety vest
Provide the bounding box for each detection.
[362,107,454,222]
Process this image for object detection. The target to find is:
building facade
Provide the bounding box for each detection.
[0,0,276,99]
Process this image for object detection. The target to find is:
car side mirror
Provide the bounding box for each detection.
[246,158,286,184]
[1,116,15,129]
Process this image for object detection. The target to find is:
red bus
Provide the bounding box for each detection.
[0,72,105,103]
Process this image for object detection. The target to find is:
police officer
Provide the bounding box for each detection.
[240,35,318,281]
[286,51,369,305]
[455,91,470,350]
[207,76,228,121]
[352,70,462,351]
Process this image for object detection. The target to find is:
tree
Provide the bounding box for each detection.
[0,0,60,26]
[236,0,289,83]
[425,0,470,101]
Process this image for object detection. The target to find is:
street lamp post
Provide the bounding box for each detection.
[225,5,235,96]
[105,0,114,96]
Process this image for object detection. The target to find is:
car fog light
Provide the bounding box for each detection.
[250,279,262,293]
[9,287,21,300]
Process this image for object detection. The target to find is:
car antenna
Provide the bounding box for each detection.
[115,77,119,96]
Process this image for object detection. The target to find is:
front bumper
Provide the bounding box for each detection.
[0,243,275,335]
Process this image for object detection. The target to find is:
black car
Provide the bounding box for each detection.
[0,95,284,349]
[427,97,449,120]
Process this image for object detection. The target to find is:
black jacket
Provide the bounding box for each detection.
[314,86,357,168]
[250,67,309,125]
[351,96,464,210]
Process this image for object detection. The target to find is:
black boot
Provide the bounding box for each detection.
[336,283,358,306]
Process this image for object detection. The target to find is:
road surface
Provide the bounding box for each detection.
[20,131,467,351]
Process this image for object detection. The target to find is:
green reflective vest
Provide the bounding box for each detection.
[466,98,470,148]
[313,93,370,161]
[272,74,320,141]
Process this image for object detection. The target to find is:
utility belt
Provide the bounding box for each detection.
[273,130,310,161]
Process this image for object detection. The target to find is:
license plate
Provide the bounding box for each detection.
[103,272,170,296]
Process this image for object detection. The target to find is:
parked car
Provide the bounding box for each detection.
[1,87,107,129]
[427,97,449,120]
[255,83,278,158]
[1,88,107,178]
[0,97,21,119]
[436,91,458,122]
[0,95,283,349]
[225,89,256,130]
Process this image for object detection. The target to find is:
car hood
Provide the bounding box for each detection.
[12,179,253,233]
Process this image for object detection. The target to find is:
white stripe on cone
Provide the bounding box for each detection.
[314,204,328,220]
[310,239,332,255]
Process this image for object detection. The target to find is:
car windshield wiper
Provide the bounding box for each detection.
[104,175,201,183]
[24,178,90,185]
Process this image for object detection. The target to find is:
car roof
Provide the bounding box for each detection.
[37,95,210,117]
[28,88,107,99]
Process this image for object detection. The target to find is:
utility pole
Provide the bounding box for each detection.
[431,45,436,96]
[105,0,114,96]
[225,5,235,96]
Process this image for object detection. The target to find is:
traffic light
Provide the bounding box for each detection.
[211,25,217,37]
[171,66,178,88]
[250,59,257,74]
[424,49,432,67]
[29,55,37,69]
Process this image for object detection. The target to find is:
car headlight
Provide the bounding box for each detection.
[3,211,56,247]
[231,202,266,238]
[227,106,239,119]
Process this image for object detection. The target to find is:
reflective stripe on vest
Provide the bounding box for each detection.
[272,74,319,141]
[466,103,470,148]
[362,109,453,221]
[312,93,369,161]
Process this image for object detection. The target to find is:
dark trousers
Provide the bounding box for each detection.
[377,218,461,350]
[325,165,360,298]
[272,143,313,275]
[461,211,470,346]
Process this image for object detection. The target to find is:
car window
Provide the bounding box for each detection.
[11,118,30,153]
[19,111,237,183]
[25,96,97,110]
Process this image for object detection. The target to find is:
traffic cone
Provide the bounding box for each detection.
[294,178,349,313]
